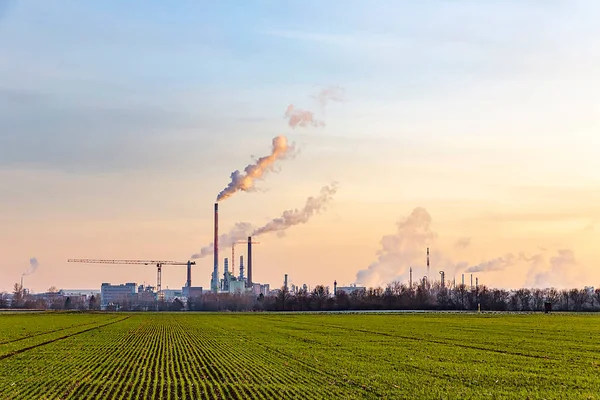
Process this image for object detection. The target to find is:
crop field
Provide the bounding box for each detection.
[0,313,599,399]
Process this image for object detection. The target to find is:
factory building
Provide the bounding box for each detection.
[162,289,183,301]
[228,280,245,294]
[100,282,137,310]
[336,285,366,295]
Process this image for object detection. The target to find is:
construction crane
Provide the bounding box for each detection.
[67,259,195,300]
[231,240,259,277]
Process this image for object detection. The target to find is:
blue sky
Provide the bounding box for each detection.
[2,1,599,292]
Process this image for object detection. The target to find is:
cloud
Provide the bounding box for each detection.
[455,237,471,249]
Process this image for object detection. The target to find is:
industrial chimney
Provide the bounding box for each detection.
[239,255,244,281]
[247,236,253,288]
[186,260,192,288]
[212,203,219,293]
[334,280,337,296]
[284,274,288,291]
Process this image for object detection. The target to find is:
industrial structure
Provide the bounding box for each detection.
[68,259,201,301]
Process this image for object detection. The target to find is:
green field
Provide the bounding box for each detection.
[0,312,599,399]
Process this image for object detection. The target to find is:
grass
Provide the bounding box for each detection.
[0,312,599,399]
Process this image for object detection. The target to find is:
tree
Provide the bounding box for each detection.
[311,286,328,311]
[12,283,24,308]
[0,292,8,309]
[89,295,99,310]
[170,298,185,311]
[276,287,291,311]
[594,289,600,310]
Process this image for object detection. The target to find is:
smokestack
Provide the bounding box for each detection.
[462,274,465,286]
[470,274,473,289]
[427,247,430,281]
[476,277,479,290]
[409,267,413,288]
[247,236,253,288]
[213,203,219,293]
[239,255,244,281]
[186,260,191,288]
[20,275,23,288]
[284,274,288,291]
[334,280,337,296]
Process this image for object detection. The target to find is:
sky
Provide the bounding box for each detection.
[1,0,599,293]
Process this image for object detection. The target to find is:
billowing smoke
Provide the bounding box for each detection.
[216,135,295,202]
[464,254,519,273]
[355,207,438,287]
[191,222,253,259]
[22,257,39,276]
[252,184,338,237]
[525,249,589,289]
[314,86,346,107]
[284,105,325,129]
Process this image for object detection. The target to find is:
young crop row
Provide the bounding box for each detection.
[0,313,112,344]
[1,313,600,399]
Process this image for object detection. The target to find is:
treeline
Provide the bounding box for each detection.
[3,281,600,312]
[188,282,600,312]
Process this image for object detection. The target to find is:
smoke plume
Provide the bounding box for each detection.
[22,257,39,276]
[252,184,338,236]
[191,222,253,259]
[355,207,438,287]
[464,254,520,273]
[524,249,589,289]
[313,86,346,107]
[284,105,325,129]
[216,135,294,201]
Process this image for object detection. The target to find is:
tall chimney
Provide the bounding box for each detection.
[462,274,465,286]
[212,203,219,293]
[334,280,337,296]
[186,260,192,288]
[284,274,288,291]
[470,274,473,289]
[409,267,413,288]
[239,255,244,281]
[247,236,253,288]
[476,277,479,290]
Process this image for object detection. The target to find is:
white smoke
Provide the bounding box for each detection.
[190,222,253,259]
[252,184,338,236]
[464,254,520,273]
[217,136,295,201]
[22,257,39,276]
[313,86,346,107]
[525,249,589,289]
[284,105,325,129]
[355,207,438,287]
